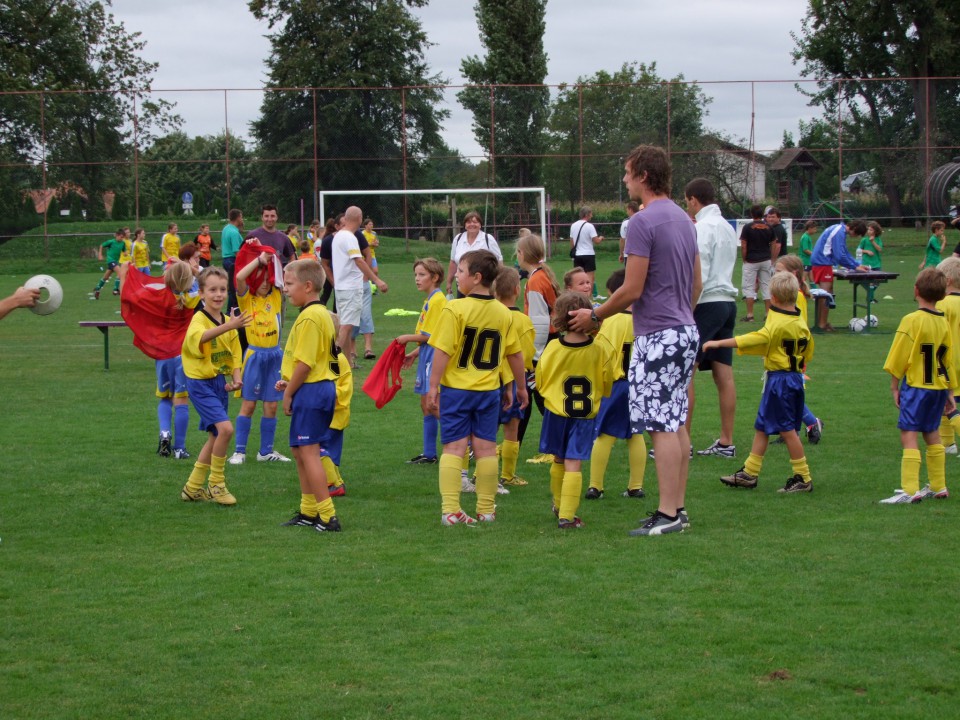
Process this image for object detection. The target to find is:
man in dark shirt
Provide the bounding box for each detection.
[739,204,776,321]
[245,205,295,265]
[765,205,787,263]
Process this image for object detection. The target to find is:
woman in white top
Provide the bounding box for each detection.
[446,211,502,296]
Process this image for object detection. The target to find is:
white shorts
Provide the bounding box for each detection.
[741,260,772,300]
[335,287,364,327]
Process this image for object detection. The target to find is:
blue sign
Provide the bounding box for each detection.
[182,192,193,203]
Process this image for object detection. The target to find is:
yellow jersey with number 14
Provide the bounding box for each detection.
[884,308,952,390]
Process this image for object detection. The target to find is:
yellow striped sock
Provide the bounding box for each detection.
[439,454,462,514]
[901,448,922,495]
[790,456,811,484]
[744,452,763,478]
[475,456,499,515]
[558,471,582,522]
[589,434,615,491]
[926,444,946,493]
[186,462,210,492]
[627,434,647,490]
[300,493,318,517]
[550,460,564,508]
[500,440,520,481]
[316,497,336,523]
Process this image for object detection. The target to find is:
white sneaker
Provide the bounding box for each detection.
[914,484,949,500]
[945,444,958,455]
[461,473,476,493]
[879,489,921,504]
[477,512,496,522]
[227,452,246,465]
[257,451,291,462]
[496,482,510,495]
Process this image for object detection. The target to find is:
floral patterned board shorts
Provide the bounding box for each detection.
[628,324,700,434]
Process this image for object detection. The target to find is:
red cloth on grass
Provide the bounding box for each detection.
[120,268,194,360]
[362,339,406,409]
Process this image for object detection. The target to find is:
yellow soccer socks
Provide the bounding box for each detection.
[926,444,946,493]
[439,454,463,513]
[589,434,615,492]
[901,448,922,496]
[627,435,647,491]
[500,439,520,482]
[558,471,582,522]
[474,456,499,515]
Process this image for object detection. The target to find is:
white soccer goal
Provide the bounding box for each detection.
[318,187,547,248]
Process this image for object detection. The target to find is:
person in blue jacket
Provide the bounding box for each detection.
[809,220,869,331]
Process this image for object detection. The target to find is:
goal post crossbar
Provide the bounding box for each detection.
[318,187,547,245]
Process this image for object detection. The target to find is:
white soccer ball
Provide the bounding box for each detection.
[868,314,879,328]
[848,317,867,333]
[24,274,63,316]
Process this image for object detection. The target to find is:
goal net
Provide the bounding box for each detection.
[318,187,547,250]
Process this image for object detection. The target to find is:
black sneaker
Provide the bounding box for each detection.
[157,433,172,458]
[584,487,604,500]
[629,510,683,536]
[315,515,342,532]
[806,418,823,444]
[720,467,758,489]
[406,453,438,464]
[622,488,646,498]
[281,512,318,527]
[678,508,690,529]
[779,474,813,494]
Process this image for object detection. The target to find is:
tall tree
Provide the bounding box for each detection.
[248,0,446,223]
[792,0,960,219]
[0,1,177,220]
[544,62,711,209]
[458,0,549,189]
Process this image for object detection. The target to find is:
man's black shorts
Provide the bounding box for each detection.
[573,254,596,273]
[694,301,736,369]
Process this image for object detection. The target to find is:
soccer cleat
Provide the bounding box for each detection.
[477,512,496,523]
[112,289,120,296]
[697,440,736,458]
[629,511,684,536]
[526,453,554,464]
[315,515,342,532]
[914,484,949,500]
[257,450,291,462]
[584,487,604,500]
[550,503,559,517]
[501,475,528,486]
[558,516,584,529]
[461,474,476,493]
[406,453,438,464]
[157,433,172,458]
[281,512,318,527]
[496,482,510,495]
[93,288,101,300]
[328,484,346,497]
[806,418,823,444]
[208,484,237,506]
[945,444,958,456]
[720,467,758,489]
[180,484,210,502]
[227,452,246,465]
[622,488,646,498]
[778,474,813,493]
[879,489,922,504]
[442,510,477,526]
[173,448,192,460]
[678,508,690,529]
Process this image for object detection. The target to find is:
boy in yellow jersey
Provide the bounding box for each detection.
[935,257,960,457]
[493,266,535,488]
[322,340,352,497]
[277,259,342,532]
[585,269,647,500]
[704,271,815,493]
[880,267,955,503]
[180,267,249,505]
[397,258,447,464]
[228,248,290,465]
[162,223,181,264]
[536,291,615,528]
[427,249,527,526]
[132,228,151,275]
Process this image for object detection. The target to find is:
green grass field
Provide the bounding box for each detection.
[1,237,958,719]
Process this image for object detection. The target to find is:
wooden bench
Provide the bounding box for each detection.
[78,320,128,370]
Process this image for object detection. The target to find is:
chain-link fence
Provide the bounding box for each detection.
[3,77,959,253]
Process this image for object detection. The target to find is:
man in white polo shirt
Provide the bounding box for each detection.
[332,206,388,366]
[569,205,604,298]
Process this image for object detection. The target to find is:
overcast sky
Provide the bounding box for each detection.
[109,0,817,157]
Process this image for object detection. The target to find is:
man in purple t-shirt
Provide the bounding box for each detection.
[569,145,702,537]
[245,205,295,266]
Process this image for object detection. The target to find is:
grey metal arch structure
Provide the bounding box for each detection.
[925,157,960,217]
